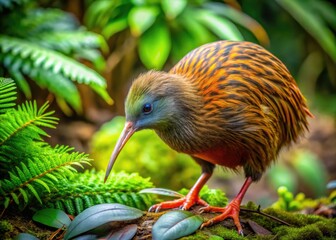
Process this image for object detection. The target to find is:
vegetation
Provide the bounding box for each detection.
[0,78,156,225]
[0,0,112,114]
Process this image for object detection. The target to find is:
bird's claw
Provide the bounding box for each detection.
[148,205,161,213]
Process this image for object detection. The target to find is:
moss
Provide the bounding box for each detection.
[182,203,336,239]
[0,220,13,233]
[274,224,323,240]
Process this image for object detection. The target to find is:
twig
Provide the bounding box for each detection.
[240,205,291,226]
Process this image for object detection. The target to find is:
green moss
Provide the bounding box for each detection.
[181,202,336,239]
[274,224,323,240]
[0,220,13,233]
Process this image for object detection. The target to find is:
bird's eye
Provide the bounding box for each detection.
[142,103,153,114]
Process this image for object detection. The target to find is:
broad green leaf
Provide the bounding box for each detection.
[196,10,243,41]
[162,0,187,19]
[139,188,184,198]
[138,22,171,69]
[276,0,336,62]
[204,2,269,46]
[102,17,129,38]
[33,208,71,229]
[128,6,159,37]
[64,203,143,240]
[152,210,203,240]
[106,224,137,240]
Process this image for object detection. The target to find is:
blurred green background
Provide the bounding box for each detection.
[1,0,335,206]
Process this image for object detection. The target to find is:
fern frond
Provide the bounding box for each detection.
[0,36,112,106]
[0,78,16,113]
[41,171,157,215]
[32,31,108,55]
[28,69,81,113]
[0,101,58,147]
[0,147,91,208]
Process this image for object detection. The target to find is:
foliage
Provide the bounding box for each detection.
[64,203,143,240]
[0,78,91,210]
[41,171,156,215]
[152,210,203,240]
[85,0,268,70]
[271,186,322,212]
[24,200,336,239]
[0,0,111,114]
[90,116,201,190]
[0,79,155,217]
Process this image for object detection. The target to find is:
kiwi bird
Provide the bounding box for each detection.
[105,41,312,234]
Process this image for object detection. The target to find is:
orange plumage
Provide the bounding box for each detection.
[105,41,312,234]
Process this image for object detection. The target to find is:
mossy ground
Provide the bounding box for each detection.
[1,203,335,239]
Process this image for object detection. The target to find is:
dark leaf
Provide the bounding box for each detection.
[247,220,272,235]
[106,224,137,240]
[64,203,143,240]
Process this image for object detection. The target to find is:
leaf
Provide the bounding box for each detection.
[138,22,171,69]
[128,6,159,37]
[276,0,336,62]
[152,210,203,240]
[204,2,269,46]
[162,0,187,19]
[106,224,138,240]
[196,10,243,41]
[33,208,71,229]
[139,188,184,198]
[64,203,143,240]
[15,233,39,240]
[102,17,129,38]
[247,219,272,235]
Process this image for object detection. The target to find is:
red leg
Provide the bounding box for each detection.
[201,177,253,235]
[149,172,212,212]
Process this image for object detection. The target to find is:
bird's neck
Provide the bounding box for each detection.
[153,74,219,154]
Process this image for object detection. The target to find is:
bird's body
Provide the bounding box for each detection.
[105,41,312,233]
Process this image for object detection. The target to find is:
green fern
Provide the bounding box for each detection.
[0,3,112,113]
[0,78,16,113]
[0,78,91,210]
[0,148,91,209]
[0,36,111,112]
[42,171,156,215]
[0,100,58,147]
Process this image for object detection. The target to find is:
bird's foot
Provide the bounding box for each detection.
[200,198,243,235]
[149,195,208,212]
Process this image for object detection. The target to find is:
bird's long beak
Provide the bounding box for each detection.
[104,121,136,182]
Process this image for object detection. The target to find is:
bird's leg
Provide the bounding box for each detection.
[200,177,253,235]
[149,172,212,212]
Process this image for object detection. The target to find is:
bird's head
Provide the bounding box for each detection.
[104,70,200,181]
